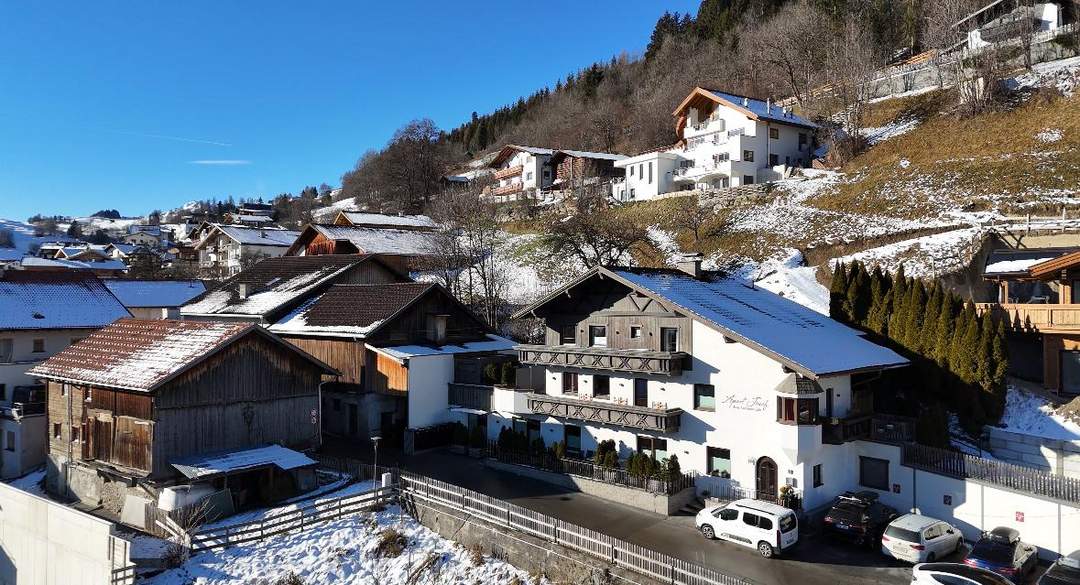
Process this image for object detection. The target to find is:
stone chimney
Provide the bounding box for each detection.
[675,253,703,279]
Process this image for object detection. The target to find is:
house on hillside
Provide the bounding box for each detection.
[123,225,166,248]
[546,150,628,197]
[225,212,276,227]
[614,88,818,202]
[29,318,336,518]
[484,145,555,202]
[0,272,130,479]
[192,224,301,278]
[455,257,909,511]
[332,211,437,231]
[103,280,207,319]
[979,247,1080,394]
[284,224,439,273]
[955,1,1067,50]
[268,282,513,446]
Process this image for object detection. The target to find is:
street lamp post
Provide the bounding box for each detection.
[371,435,381,487]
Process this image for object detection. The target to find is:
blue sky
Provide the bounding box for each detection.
[0,1,698,220]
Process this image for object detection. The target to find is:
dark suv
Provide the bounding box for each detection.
[822,490,898,548]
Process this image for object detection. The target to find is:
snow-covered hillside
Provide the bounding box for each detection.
[0,218,54,259]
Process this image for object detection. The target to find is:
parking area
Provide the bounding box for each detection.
[328,443,1049,585]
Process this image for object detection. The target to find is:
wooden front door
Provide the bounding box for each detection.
[756,457,778,501]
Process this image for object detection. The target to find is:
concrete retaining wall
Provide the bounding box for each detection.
[987,427,1080,478]
[483,459,697,515]
[0,481,130,585]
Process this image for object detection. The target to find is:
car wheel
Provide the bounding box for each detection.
[700,524,715,540]
[954,538,964,554]
[758,541,775,559]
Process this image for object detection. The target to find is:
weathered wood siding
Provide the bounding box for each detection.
[147,333,324,477]
[283,336,364,384]
[366,288,488,347]
[47,381,87,459]
[368,352,408,395]
[542,282,693,353]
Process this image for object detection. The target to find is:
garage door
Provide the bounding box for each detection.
[1060,350,1080,394]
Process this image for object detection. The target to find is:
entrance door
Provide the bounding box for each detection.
[1062,350,1080,394]
[756,457,778,501]
[348,404,358,436]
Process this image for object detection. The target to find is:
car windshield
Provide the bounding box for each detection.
[779,514,797,533]
[829,501,866,522]
[884,525,920,542]
[971,541,1015,564]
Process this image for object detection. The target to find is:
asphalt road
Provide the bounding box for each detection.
[325,443,1048,585]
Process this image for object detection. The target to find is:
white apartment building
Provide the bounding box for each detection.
[446,258,908,511]
[485,145,555,202]
[614,88,818,202]
[192,224,300,278]
[0,273,130,479]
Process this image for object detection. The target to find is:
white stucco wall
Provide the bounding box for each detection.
[407,354,454,429]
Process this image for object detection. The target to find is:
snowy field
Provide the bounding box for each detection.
[146,501,544,585]
[998,386,1080,441]
[4,468,46,497]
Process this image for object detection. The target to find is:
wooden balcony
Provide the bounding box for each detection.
[977,302,1080,333]
[822,414,915,445]
[526,393,683,433]
[490,183,523,197]
[515,345,687,376]
[493,165,523,180]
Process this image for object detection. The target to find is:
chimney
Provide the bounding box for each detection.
[675,253,704,279]
[742,97,749,107]
[766,98,771,114]
[238,283,249,299]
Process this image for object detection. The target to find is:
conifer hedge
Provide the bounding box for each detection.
[830,261,1008,442]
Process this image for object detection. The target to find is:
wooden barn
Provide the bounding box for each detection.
[29,318,337,514]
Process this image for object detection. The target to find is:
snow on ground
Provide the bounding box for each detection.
[998,385,1080,441]
[1036,128,1064,143]
[57,216,143,235]
[646,225,680,266]
[831,226,986,279]
[0,217,54,258]
[1010,55,1080,97]
[735,249,830,314]
[4,468,46,497]
[146,503,546,585]
[863,117,921,145]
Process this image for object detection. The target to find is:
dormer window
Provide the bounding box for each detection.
[588,325,607,347]
[560,324,576,345]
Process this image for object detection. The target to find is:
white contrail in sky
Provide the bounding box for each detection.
[108,129,233,147]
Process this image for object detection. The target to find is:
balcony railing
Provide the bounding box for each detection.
[822,413,916,444]
[526,393,683,433]
[977,302,1080,333]
[1,402,46,420]
[490,183,523,197]
[516,345,687,376]
[448,383,492,411]
[493,165,524,180]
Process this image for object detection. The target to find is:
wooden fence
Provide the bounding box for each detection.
[399,471,753,585]
[189,486,395,553]
[902,443,1080,504]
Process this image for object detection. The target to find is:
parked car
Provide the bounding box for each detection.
[823,490,898,548]
[1038,550,1080,585]
[911,562,1017,585]
[695,498,799,558]
[882,514,965,563]
[963,527,1038,583]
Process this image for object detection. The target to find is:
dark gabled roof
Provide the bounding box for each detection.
[0,272,131,330]
[983,247,1080,278]
[269,282,436,337]
[27,318,337,392]
[180,254,408,320]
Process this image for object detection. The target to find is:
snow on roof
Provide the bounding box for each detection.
[181,255,377,317]
[231,214,274,223]
[171,444,316,479]
[268,283,434,338]
[0,273,131,330]
[17,256,128,271]
[553,149,628,162]
[506,145,554,156]
[216,225,300,247]
[608,268,907,377]
[702,89,818,129]
[377,335,516,360]
[310,224,437,255]
[28,319,255,391]
[339,212,436,229]
[103,280,207,308]
[983,248,1079,276]
[0,249,25,262]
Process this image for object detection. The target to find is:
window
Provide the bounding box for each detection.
[743,175,754,185]
[52,423,61,439]
[660,327,678,352]
[61,384,67,397]
[769,127,779,139]
[0,384,5,401]
[4,431,14,452]
[565,425,582,455]
[629,188,636,199]
[32,338,45,353]
[0,339,12,363]
[637,436,667,460]
[588,325,607,347]
[743,150,754,162]
[560,324,576,345]
[776,397,818,424]
[694,384,716,411]
[593,375,610,399]
[718,508,738,521]
[638,163,643,178]
[742,512,761,527]
[714,152,730,162]
[647,161,653,184]
[859,456,890,491]
[634,379,648,407]
[543,169,551,179]
[798,133,807,148]
[71,426,80,442]
[757,516,773,530]
[629,326,642,339]
[707,447,731,477]
[629,166,635,177]
[769,154,779,166]
[813,464,823,487]
[525,171,534,180]
[562,372,579,395]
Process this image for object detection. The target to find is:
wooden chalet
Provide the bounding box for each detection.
[283,224,439,273]
[547,150,627,190]
[29,319,337,512]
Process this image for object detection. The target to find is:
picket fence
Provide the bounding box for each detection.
[399,471,753,585]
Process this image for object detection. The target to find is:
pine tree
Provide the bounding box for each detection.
[887,265,909,338]
[933,294,956,369]
[867,265,889,334]
[830,262,849,321]
[901,279,927,353]
[846,261,872,326]
[922,282,943,356]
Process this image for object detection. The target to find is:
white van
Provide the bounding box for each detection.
[695,499,799,558]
